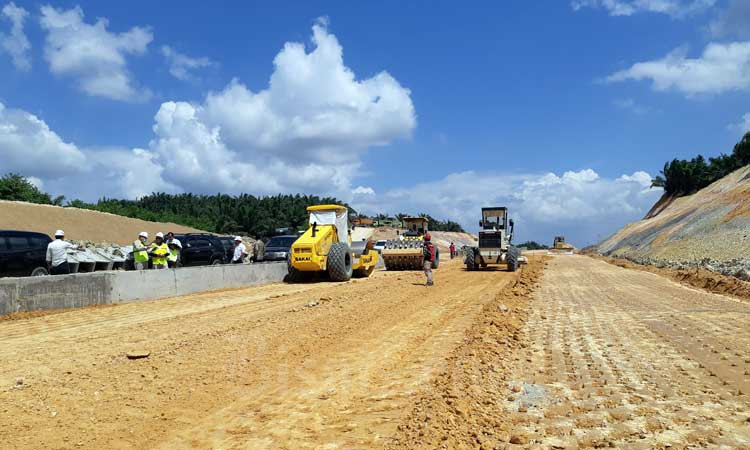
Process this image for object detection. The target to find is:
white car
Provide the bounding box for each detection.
[373,240,387,253]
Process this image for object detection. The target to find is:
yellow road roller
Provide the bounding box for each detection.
[288,205,379,281]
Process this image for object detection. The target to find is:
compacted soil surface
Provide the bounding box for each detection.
[2,254,749,449]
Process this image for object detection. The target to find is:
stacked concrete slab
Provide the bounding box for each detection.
[0,262,288,315]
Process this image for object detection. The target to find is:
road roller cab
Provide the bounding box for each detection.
[288,205,378,281]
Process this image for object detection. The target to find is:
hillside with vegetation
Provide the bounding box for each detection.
[598,133,750,268]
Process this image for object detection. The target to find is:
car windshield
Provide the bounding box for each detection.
[267,236,296,248]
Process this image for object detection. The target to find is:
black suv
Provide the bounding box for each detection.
[217,236,236,263]
[0,230,52,277]
[173,233,227,266]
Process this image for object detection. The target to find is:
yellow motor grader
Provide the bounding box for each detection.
[288,205,378,281]
[381,217,439,270]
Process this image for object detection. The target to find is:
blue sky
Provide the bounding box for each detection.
[1,0,749,245]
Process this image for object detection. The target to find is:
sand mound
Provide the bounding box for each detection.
[0,200,204,245]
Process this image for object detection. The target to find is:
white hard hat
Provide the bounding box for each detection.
[234,236,242,241]
[139,231,148,238]
[55,229,64,237]
[155,232,164,238]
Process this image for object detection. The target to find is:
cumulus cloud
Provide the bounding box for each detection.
[607,42,750,95]
[707,0,750,38]
[2,20,414,202]
[39,5,152,101]
[1,2,30,70]
[161,45,214,81]
[0,101,176,200]
[353,169,662,247]
[571,0,716,17]
[150,19,415,196]
[0,102,86,178]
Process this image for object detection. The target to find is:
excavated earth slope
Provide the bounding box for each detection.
[598,166,750,262]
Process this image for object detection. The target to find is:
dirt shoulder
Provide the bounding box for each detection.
[588,253,750,303]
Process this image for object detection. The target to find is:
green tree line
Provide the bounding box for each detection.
[651,132,750,195]
[0,173,465,237]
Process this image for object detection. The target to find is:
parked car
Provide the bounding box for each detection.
[373,240,387,254]
[263,235,298,261]
[217,236,236,263]
[173,234,227,266]
[0,230,52,277]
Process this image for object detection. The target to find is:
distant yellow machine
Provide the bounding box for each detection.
[381,217,439,270]
[552,236,574,252]
[288,205,378,281]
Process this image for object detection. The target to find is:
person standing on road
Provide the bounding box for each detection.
[232,236,248,264]
[46,230,80,275]
[423,233,436,286]
[150,232,169,270]
[449,242,456,259]
[133,231,150,270]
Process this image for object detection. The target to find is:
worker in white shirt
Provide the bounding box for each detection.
[46,230,81,275]
[232,236,247,264]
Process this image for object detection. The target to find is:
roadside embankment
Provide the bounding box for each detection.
[0,262,287,316]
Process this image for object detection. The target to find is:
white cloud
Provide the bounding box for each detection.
[0,101,175,200]
[607,42,750,95]
[39,5,152,101]
[353,169,662,247]
[150,19,415,197]
[352,186,375,196]
[572,0,716,17]
[1,2,30,70]
[0,102,87,178]
[161,45,213,81]
[728,112,750,133]
[707,0,750,38]
[2,20,414,203]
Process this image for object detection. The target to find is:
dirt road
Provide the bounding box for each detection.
[0,258,520,449]
[3,255,749,449]
[504,255,750,448]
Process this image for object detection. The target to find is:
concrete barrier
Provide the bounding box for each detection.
[0,262,288,315]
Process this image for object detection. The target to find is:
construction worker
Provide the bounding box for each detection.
[423,233,436,286]
[167,239,182,268]
[232,236,247,264]
[150,232,169,270]
[46,230,80,275]
[449,242,456,259]
[133,232,150,270]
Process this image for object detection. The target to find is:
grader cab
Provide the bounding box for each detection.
[381,217,439,270]
[288,205,378,281]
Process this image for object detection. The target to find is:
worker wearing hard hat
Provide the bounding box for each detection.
[149,232,169,270]
[422,233,436,286]
[231,236,248,264]
[133,232,150,270]
[167,238,182,268]
[46,229,81,275]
